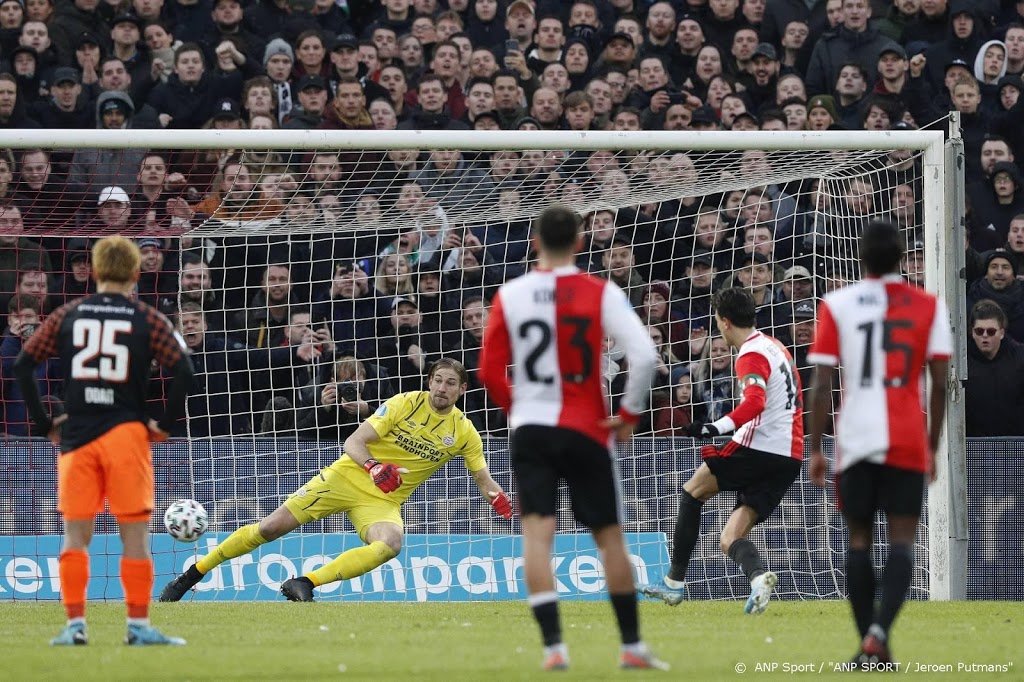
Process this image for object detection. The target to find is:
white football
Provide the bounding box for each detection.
[163,499,209,543]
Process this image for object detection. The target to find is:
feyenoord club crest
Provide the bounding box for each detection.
[442,435,455,446]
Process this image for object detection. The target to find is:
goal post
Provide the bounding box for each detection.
[0,128,965,602]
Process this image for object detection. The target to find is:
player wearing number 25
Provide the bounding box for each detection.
[479,205,669,671]
[14,236,194,647]
[641,286,804,617]
[160,357,512,603]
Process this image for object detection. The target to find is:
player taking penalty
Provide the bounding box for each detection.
[479,204,667,672]
[808,219,951,667]
[641,287,804,615]
[15,236,194,646]
[160,357,512,602]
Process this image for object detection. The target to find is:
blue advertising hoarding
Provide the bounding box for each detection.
[1,438,1021,601]
[0,533,669,602]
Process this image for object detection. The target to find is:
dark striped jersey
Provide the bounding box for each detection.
[22,292,186,452]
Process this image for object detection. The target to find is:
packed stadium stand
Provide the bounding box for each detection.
[0,0,1022,602]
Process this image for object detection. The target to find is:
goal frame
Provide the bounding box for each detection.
[0,127,966,600]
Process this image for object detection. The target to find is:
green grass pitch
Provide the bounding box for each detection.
[1,601,1020,680]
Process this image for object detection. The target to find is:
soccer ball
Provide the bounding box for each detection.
[163,499,209,543]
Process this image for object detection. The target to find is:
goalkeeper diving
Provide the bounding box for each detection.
[160,357,512,602]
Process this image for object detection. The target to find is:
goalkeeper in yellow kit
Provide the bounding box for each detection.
[160,357,512,602]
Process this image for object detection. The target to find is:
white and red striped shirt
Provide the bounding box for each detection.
[808,275,952,473]
[479,265,657,446]
[714,331,804,459]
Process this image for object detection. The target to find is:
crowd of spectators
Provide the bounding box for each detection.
[1,0,1024,438]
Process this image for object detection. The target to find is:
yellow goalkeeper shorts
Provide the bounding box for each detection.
[284,466,403,542]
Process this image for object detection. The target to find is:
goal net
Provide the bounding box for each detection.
[0,129,958,603]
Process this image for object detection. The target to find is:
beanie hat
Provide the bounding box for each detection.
[647,280,671,302]
[101,97,130,115]
[263,38,294,68]
[807,95,839,122]
[986,249,1017,276]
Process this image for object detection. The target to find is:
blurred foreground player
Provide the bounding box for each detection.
[809,219,950,666]
[480,204,667,671]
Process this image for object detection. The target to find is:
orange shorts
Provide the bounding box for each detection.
[58,421,154,522]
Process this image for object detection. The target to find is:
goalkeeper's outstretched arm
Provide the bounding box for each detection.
[471,467,513,520]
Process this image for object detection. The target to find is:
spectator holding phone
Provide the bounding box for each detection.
[1,294,62,436]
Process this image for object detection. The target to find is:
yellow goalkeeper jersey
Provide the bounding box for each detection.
[327,391,486,504]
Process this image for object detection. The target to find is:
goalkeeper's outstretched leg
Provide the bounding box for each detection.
[280,522,401,601]
[160,504,301,602]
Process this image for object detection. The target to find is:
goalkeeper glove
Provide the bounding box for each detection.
[488,491,513,519]
[364,459,405,493]
[683,422,720,438]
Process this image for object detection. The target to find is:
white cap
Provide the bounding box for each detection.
[98,186,130,205]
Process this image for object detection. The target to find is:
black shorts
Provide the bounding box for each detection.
[510,424,620,529]
[837,461,925,523]
[703,445,802,523]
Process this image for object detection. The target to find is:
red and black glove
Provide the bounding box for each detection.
[488,491,513,520]
[364,459,404,493]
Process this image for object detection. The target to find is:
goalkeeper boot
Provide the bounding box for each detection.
[50,622,87,646]
[639,576,686,606]
[745,571,778,615]
[619,642,671,671]
[542,643,569,671]
[125,624,186,646]
[159,565,203,602]
[281,577,315,602]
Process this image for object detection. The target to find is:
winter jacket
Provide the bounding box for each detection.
[1,331,62,436]
[805,23,901,96]
[965,335,1024,436]
[28,94,93,129]
[760,0,830,50]
[147,71,243,128]
[411,158,495,211]
[970,161,1024,251]
[921,0,987,91]
[48,3,113,65]
[68,91,147,196]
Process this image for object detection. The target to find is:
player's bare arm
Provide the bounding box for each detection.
[808,365,839,488]
[48,414,69,446]
[343,420,383,467]
[600,415,638,442]
[471,467,513,519]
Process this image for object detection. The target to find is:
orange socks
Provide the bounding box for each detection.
[59,549,89,620]
[121,558,154,620]
[59,551,155,621]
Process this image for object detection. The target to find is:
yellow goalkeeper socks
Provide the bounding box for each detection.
[195,523,267,574]
[306,541,397,587]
